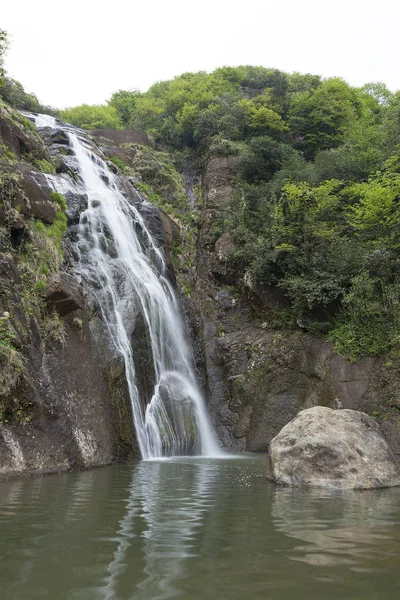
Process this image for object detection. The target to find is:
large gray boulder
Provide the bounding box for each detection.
[267,407,400,489]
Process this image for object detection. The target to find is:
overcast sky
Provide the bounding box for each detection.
[3,0,400,109]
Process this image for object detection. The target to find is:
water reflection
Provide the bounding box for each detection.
[97,459,221,600]
[0,458,400,600]
[272,486,400,570]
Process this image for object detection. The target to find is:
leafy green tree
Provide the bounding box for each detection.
[381,91,400,152]
[242,180,365,322]
[238,92,287,136]
[59,104,122,129]
[109,89,140,127]
[345,156,400,250]
[289,78,362,160]
[0,78,38,110]
[287,72,322,94]
[239,136,292,183]
[329,272,400,361]
[0,29,8,85]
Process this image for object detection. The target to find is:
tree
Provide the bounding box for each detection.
[345,156,400,250]
[239,136,291,183]
[59,104,122,129]
[109,89,140,127]
[289,78,362,160]
[0,29,9,85]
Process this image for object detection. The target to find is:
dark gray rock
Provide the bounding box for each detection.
[45,273,84,316]
[1,162,58,224]
[64,189,88,224]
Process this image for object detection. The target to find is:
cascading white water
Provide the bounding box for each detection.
[29,113,222,459]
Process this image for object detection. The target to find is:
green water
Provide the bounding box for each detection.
[0,456,399,599]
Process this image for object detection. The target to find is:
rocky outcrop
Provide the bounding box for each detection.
[0,107,49,161]
[89,129,150,166]
[45,274,84,316]
[266,407,400,489]
[190,269,400,458]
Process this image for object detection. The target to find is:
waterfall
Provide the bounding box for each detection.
[28,113,222,459]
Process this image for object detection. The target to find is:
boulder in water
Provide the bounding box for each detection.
[267,406,400,489]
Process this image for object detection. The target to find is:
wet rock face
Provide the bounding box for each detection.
[266,407,400,489]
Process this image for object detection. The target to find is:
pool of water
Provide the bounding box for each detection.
[0,456,399,599]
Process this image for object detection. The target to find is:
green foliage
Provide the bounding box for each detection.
[289,78,362,160]
[0,171,20,204]
[35,158,56,174]
[14,212,67,352]
[46,211,68,255]
[20,115,35,131]
[345,157,400,249]
[0,76,56,115]
[51,191,67,210]
[208,136,244,157]
[59,104,122,129]
[225,160,400,357]
[0,29,8,86]
[0,141,16,163]
[72,317,83,331]
[249,180,358,310]
[0,312,15,356]
[29,211,67,267]
[109,156,128,171]
[239,93,287,134]
[107,67,292,148]
[109,89,140,126]
[239,136,294,183]
[128,144,186,208]
[0,311,23,407]
[328,273,400,361]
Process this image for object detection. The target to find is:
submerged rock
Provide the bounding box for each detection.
[267,406,400,489]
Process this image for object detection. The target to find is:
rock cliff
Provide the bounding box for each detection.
[184,155,400,460]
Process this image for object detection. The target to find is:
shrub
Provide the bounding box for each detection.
[35,159,56,175]
[51,192,67,210]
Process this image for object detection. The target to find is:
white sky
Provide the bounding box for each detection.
[3,0,400,108]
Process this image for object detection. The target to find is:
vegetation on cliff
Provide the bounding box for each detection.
[0,80,67,422]
[59,67,400,360]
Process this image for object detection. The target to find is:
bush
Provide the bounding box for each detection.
[35,159,56,175]
[328,273,400,361]
[51,192,67,210]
